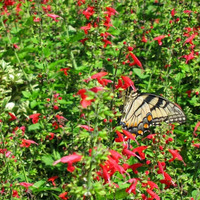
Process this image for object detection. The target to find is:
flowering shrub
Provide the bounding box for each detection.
[0,0,199,199]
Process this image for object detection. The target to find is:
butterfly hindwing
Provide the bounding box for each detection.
[120,92,186,136]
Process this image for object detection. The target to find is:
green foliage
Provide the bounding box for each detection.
[0,0,199,199]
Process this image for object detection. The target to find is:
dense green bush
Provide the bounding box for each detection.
[0,0,199,199]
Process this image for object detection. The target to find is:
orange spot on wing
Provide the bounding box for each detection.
[138,130,143,135]
[144,123,149,128]
[132,133,136,137]
[147,115,152,122]
[134,123,137,127]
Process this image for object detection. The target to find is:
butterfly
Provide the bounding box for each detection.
[120,90,186,136]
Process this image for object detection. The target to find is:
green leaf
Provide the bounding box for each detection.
[133,68,149,79]
[33,180,46,188]
[22,91,31,98]
[28,123,40,131]
[42,155,54,166]
[30,100,38,109]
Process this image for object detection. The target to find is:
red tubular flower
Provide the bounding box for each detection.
[160,171,176,188]
[53,153,82,172]
[89,87,104,93]
[29,113,41,124]
[19,182,33,192]
[12,190,19,198]
[104,16,113,29]
[79,125,94,132]
[168,149,186,165]
[193,121,200,136]
[193,143,200,148]
[121,76,136,90]
[8,113,17,121]
[47,14,60,22]
[80,23,91,35]
[104,7,118,16]
[60,68,70,76]
[91,72,108,79]
[183,33,197,46]
[82,6,95,20]
[122,129,139,145]
[109,150,122,162]
[142,35,147,43]
[59,192,69,200]
[153,35,166,45]
[125,178,137,194]
[48,176,59,186]
[97,78,112,86]
[146,189,160,200]
[100,164,110,184]
[132,146,148,160]
[126,52,143,70]
[171,8,176,17]
[128,163,143,174]
[20,139,38,148]
[77,89,94,108]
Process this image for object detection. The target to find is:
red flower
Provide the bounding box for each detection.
[121,76,136,90]
[182,51,195,64]
[153,35,166,45]
[100,164,110,184]
[102,39,112,48]
[8,113,17,121]
[46,132,55,140]
[77,89,94,108]
[146,181,159,190]
[20,139,38,148]
[184,10,192,14]
[193,121,200,136]
[126,52,143,70]
[60,68,70,76]
[183,33,197,46]
[160,171,176,188]
[12,190,19,198]
[47,14,60,22]
[48,176,59,187]
[59,192,69,200]
[126,178,137,194]
[13,44,19,49]
[103,16,113,29]
[193,143,200,148]
[168,149,186,165]
[80,23,91,35]
[128,163,143,174]
[89,87,104,93]
[122,129,139,145]
[171,8,176,17]
[29,113,41,124]
[91,72,108,79]
[53,153,82,172]
[79,125,94,132]
[132,146,148,160]
[186,90,192,97]
[19,182,33,191]
[146,189,160,200]
[142,35,147,43]
[80,38,88,44]
[82,6,95,20]
[104,7,118,16]
[97,78,112,86]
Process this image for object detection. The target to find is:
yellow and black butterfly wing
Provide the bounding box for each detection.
[120,92,186,136]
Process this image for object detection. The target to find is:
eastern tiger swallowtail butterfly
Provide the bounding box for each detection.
[120,90,186,136]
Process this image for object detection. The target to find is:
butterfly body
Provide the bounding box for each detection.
[120,91,186,136]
